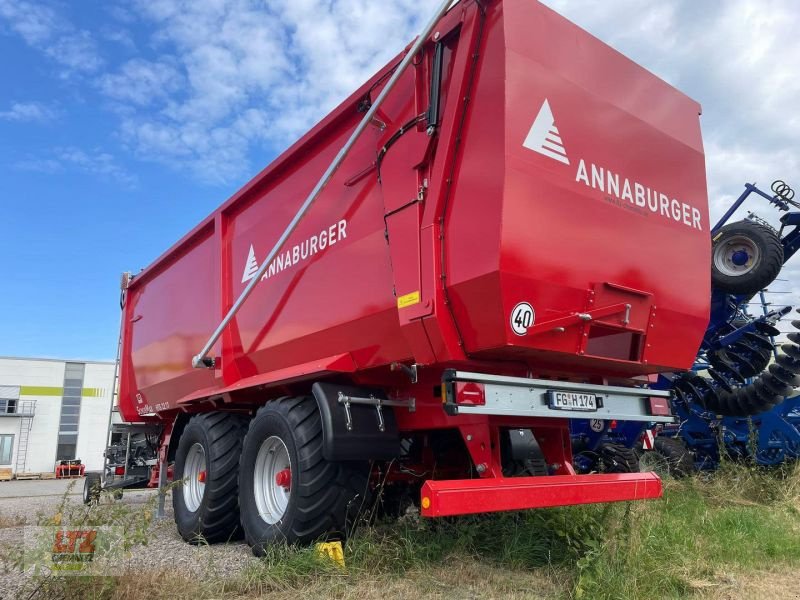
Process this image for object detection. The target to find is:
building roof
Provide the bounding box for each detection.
[0,356,115,366]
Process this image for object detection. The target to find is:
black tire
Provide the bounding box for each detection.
[711,220,783,296]
[653,437,695,477]
[238,397,370,554]
[172,412,248,544]
[83,472,101,505]
[598,442,639,473]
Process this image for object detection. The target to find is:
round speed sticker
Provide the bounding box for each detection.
[510,302,535,336]
[589,419,605,433]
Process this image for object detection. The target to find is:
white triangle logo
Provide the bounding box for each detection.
[522,98,569,165]
[241,244,259,283]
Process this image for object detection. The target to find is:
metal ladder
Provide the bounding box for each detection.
[14,400,35,475]
[104,303,126,453]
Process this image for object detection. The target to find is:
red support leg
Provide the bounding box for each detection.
[458,422,502,478]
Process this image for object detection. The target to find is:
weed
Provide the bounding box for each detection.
[4,463,800,600]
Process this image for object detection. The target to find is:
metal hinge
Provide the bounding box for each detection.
[417,178,429,202]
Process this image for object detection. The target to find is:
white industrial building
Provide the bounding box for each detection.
[0,357,115,477]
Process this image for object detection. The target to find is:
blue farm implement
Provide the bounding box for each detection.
[572,180,800,473]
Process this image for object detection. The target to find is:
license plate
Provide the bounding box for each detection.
[546,390,597,412]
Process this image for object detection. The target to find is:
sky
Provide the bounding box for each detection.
[0,0,798,361]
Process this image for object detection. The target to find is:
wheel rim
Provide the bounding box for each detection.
[713,234,760,277]
[183,443,206,513]
[253,436,291,525]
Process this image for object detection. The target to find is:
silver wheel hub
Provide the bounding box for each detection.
[183,442,206,513]
[713,234,759,277]
[253,436,292,525]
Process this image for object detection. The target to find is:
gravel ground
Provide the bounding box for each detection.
[0,479,262,599]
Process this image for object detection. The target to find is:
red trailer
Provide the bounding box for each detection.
[117,0,709,553]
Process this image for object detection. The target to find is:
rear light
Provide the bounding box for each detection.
[114,466,125,476]
[455,382,486,406]
[649,396,672,417]
[609,420,617,430]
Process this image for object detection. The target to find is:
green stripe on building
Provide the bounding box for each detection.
[19,386,107,398]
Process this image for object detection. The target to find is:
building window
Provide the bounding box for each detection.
[0,385,20,415]
[57,362,85,461]
[0,435,13,465]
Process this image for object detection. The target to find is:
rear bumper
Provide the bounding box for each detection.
[420,472,662,517]
[443,370,674,423]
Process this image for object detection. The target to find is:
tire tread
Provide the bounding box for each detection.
[241,396,369,550]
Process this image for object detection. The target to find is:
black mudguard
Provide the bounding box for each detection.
[312,382,401,461]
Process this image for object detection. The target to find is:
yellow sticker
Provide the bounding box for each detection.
[397,290,421,309]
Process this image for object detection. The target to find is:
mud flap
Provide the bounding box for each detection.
[312,382,401,461]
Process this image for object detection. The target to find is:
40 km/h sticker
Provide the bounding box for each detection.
[511,302,535,336]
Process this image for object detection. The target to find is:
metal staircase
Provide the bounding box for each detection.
[14,400,36,475]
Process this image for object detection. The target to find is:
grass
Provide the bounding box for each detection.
[6,462,800,600]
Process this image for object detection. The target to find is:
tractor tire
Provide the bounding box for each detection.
[172,412,248,544]
[653,437,695,477]
[238,397,370,554]
[711,220,783,296]
[598,443,639,473]
[83,472,101,505]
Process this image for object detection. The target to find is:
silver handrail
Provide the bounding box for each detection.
[193,0,455,368]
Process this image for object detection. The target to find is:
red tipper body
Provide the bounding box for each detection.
[119,0,708,516]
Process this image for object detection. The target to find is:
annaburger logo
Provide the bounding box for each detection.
[522,98,569,165]
[521,98,703,231]
[241,219,349,284]
[241,245,259,283]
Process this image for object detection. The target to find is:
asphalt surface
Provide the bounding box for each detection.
[0,477,84,498]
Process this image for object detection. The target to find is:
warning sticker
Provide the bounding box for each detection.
[397,290,421,309]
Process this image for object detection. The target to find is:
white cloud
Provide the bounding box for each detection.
[0,101,59,122]
[0,0,58,44]
[99,59,183,106]
[0,0,102,73]
[540,0,800,331]
[101,28,136,50]
[13,157,62,174]
[539,0,800,218]
[57,147,137,186]
[14,147,137,187]
[101,0,431,183]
